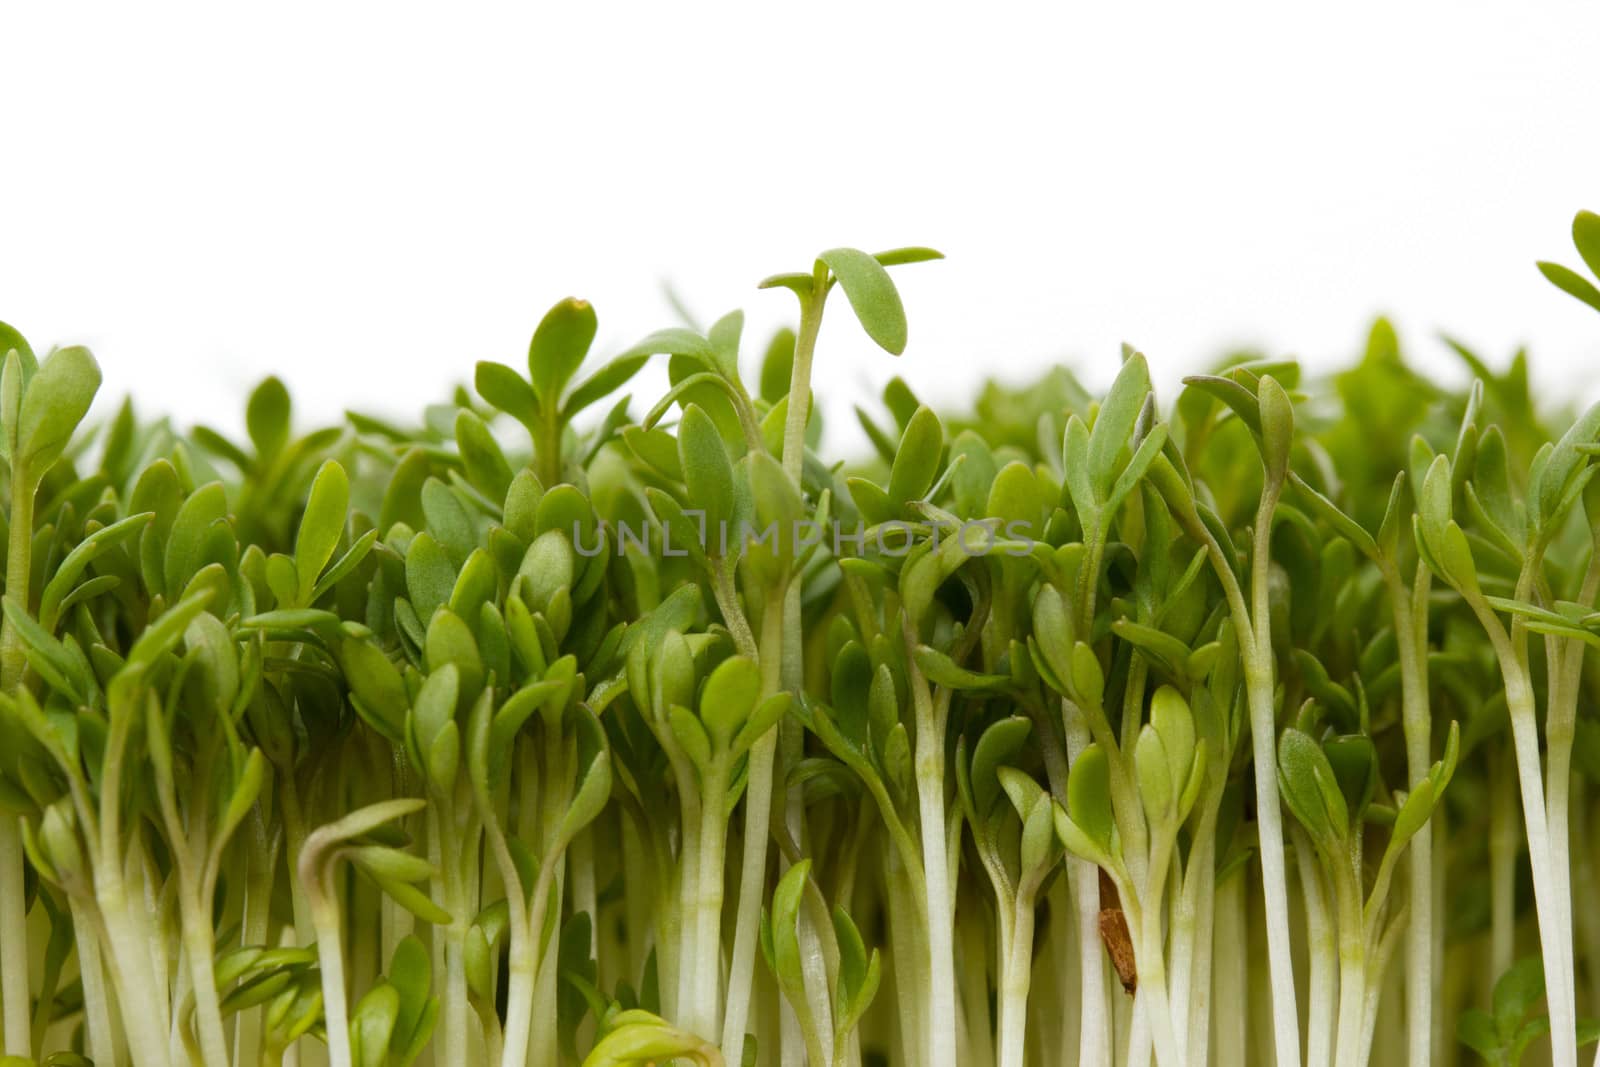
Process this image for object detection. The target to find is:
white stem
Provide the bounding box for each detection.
[1504,674,1577,1067]
[1169,823,1215,1060]
[570,829,599,961]
[1213,871,1248,1067]
[1064,703,1111,1067]
[996,893,1035,1067]
[690,772,728,1040]
[884,865,927,1066]
[1186,863,1217,1067]
[721,592,787,1062]
[1391,563,1433,1067]
[1245,654,1301,1067]
[70,899,118,1067]
[0,819,28,1058]
[529,877,564,1067]
[311,903,351,1067]
[98,874,173,1067]
[722,728,776,1058]
[1243,487,1301,1067]
[958,910,994,1067]
[916,749,956,1067]
[1132,843,1181,1067]
[1127,989,1152,1067]
[1295,834,1334,1067]
[1332,938,1365,1067]
[183,898,231,1067]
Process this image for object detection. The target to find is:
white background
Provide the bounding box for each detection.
[4,2,1600,448]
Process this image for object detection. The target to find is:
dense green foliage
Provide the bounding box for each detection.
[1,217,1600,1067]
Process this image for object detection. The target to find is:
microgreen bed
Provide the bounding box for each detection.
[4,216,1600,1067]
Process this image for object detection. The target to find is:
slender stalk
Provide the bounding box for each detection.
[100,881,175,1067]
[480,803,533,1067]
[883,862,928,1066]
[781,554,832,1062]
[721,281,825,1061]
[1477,605,1578,1067]
[309,899,352,1067]
[1294,830,1334,1067]
[1131,840,1180,1067]
[1171,812,1216,1062]
[1358,909,1407,1067]
[539,406,563,488]
[676,787,704,1030]
[1169,808,1216,1059]
[1331,863,1365,1067]
[234,815,276,1067]
[1214,868,1248,1067]
[720,593,787,1060]
[1547,550,1598,1063]
[1576,783,1600,1020]
[570,827,598,957]
[0,818,29,1059]
[1048,878,1078,1064]
[1385,560,1433,1067]
[0,458,33,687]
[1184,851,1218,1067]
[995,899,1033,1067]
[690,761,729,1040]
[1187,486,1296,1066]
[1063,702,1110,1067]
[183,894,232,1067]
[1127,985,1152,1067]
[1243,484,1301,1067]
[280,775,315,946]
[0,457,33,1057]
[529,740,568,1067]
[958,906,993,1067]
[1502,660,1576,1067]
[908,652,956,1067]
[435,814,474,1067]
[69,898,117,1067]
[780,282,826,487]
[1488,745,1516,982]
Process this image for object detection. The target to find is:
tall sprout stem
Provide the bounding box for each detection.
[1549,547,1599,1064]
[0,458,33,1056]
[720,593,787,1060]
[690,764,728,1040]
[182,892,231,1067]
[1332,866,1366,1067]
[1063,702,1110,1067]
[908,654,956,1067]
[1474,586,1578,1067]
[234,816,276,1067]
[1184,846,1218,1067]
[1385,561,1433,1067]
[779,281,826,487]
[69,899,117,1067]
[722,281,826,1061]
[1214,868,1249,1067]
[1169,811,1217,1062]
[1502,666,1577,1067]
[1131,839,1180,1067]
[1488,746,1516,980]
[309,896,353,1067]
[1242,484,1302,1067]
[100,883,175,1067]
[1294,830,1334,1067]
[995,894,1036,1067]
